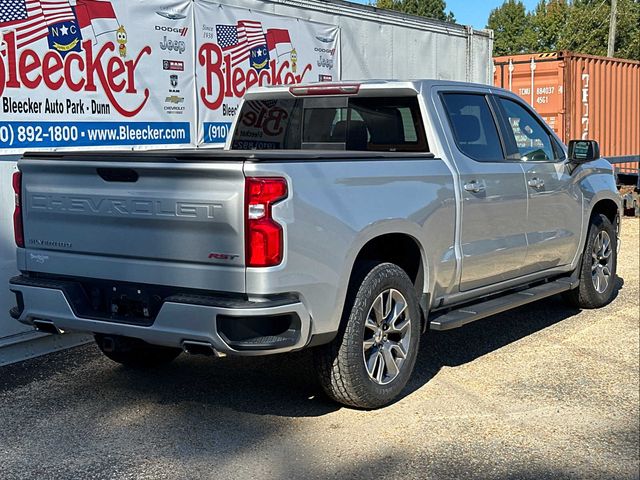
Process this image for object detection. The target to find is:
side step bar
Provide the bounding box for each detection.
[429,277,577,331]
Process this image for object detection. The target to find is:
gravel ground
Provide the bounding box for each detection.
[1,218,638,480]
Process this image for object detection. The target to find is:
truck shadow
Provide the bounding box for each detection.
[101,275,624,417]
[406,276,625,397]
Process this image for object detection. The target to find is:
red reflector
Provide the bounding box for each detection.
[245,177,288,267]
[12,171,24,248]
[289,84,360,96]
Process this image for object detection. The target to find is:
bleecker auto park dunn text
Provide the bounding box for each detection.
[0,30,151,117]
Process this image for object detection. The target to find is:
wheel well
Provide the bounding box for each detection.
[591,199,619,224]
[352,233,423,290]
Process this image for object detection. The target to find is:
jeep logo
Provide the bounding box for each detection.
[160,36,186,54]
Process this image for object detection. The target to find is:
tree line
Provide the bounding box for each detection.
[374,0,640,60]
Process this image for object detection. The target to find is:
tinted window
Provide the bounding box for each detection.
[231,96,428,152]
[302,107,348,144]
[498,97,556,162]
[442,93,504,162]
[232,99,298,150]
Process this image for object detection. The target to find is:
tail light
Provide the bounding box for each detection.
[245,177,288,267]
[12,171,24,248]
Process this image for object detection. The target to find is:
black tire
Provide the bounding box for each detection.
[564,213,618,309]
[95,334,182,368]
[313,262,421,409]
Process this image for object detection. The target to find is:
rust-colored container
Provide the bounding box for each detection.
[493,51,639,172]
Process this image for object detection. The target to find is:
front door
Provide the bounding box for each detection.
[495,96,583,274]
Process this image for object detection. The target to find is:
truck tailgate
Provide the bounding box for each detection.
[19,158,246,293]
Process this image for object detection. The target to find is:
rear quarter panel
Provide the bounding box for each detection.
[244,158,456,336]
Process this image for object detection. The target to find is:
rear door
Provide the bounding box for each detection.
[494,96,583,273]
[440,91,529,292]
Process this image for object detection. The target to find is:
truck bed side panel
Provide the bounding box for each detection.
[244,158,456,336]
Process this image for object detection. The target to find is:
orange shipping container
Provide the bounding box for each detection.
[493,51,639,174]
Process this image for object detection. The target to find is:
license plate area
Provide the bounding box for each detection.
[80,282,165,326]
[106,285,160,325]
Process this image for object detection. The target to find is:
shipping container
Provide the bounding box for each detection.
[493,51,640,174]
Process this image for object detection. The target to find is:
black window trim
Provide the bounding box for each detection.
[439,91,509,164]
[492,94,566,164]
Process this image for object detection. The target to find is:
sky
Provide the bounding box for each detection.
[351,0,539,30]
[447,0,538,29]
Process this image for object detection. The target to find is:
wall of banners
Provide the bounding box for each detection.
[0,0,340,154]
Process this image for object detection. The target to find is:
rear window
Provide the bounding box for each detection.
[231,96,428,152]
[441,93,504,162]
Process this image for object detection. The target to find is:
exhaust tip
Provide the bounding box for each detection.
[182,340,226,357]
[33,319,63,335]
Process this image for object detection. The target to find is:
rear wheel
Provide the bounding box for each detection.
[313,262,421,409]
[564,213,618,309]
[95,334,182,368]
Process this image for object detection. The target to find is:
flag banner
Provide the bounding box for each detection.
[0,1,339,152]
[195,2,340,146]
[0,0,195,153]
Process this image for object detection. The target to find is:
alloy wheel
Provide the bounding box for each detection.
[362,288,412,385]
[591,230,613,294]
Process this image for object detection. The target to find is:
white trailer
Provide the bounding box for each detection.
[220,0,493,84]
[0,0,492,364]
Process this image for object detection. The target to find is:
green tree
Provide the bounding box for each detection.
[557,0,610,56]
[529,0,570,52]
[609,0,640,59]
[375,0,456,22]
[486,0,536,55]
[556,0,639,59]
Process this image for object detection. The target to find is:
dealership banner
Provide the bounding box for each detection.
[195,2,340,147]
[0,0,196,153]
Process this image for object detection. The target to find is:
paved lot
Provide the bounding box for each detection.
[1,218,638,480]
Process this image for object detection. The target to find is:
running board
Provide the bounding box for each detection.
[429,277,577,331]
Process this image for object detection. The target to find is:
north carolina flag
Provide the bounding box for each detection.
[73,0,118,43]
[265,28,292,58]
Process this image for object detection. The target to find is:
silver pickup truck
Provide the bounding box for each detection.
[10,80,621,408]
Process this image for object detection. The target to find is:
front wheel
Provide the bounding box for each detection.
[564,213,618,309]
[313,262,421,409]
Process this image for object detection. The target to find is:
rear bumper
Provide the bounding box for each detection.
[9,276,312,356]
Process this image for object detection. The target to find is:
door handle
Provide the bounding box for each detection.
[464,181,485,193]
[527,177,545,189]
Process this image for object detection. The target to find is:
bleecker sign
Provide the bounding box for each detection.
[199,43,313,110]
[0,31,151,117]
[195,3,340,146]
[0,0,195,152]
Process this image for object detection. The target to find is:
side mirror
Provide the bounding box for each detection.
[568,140,600,164]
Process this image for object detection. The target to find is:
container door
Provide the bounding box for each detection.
[440,92,529,292]
[494,96,582,273]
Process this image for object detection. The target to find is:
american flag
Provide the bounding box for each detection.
[0,0,76,50]
[41,0,75,26]
[216,20,266,67]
